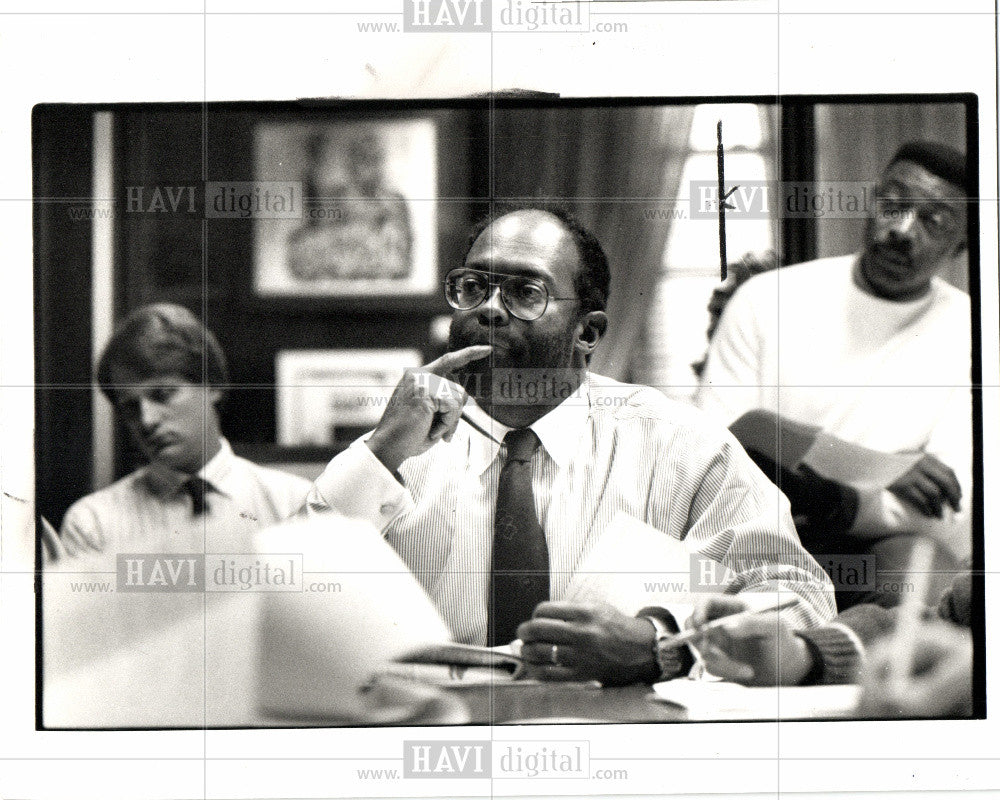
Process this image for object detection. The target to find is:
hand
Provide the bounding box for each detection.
[937,572,972,626]
[40,518,66,563]
[858,622,973,718]
[516,601,658,686]
[365,345,491,474]
[887,453,961,518]
[41,518,100,564]
[687,595,814,686]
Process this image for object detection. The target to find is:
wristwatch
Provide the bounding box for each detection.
[643,613,689,681]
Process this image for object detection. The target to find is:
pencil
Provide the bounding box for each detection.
[460,411,501,444]
[656,597,800,650]
[887,538,936,694]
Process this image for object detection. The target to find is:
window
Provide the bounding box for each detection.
[640,104,777,402]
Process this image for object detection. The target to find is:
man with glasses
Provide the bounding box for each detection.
[304,207,835,685]
[697,141,972,609]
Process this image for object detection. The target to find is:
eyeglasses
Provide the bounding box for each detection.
[444,268,575,321]
[872,185,963,241]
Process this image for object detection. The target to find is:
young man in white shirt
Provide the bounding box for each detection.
[52,303,310,561]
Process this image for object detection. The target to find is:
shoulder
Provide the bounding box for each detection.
[929,277,971,318]
[232,456,313,493]
[715,256,848,327]
[741,254,854,295]
[589,373,685,417]
[588,374,731,443]
[718,255,855,336]
[61,468,150,530]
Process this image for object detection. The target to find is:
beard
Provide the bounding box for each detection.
[446,317,579,409]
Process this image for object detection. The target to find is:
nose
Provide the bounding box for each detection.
[476,283,509,326]
[138,397,162,432]
[884,207,918,240]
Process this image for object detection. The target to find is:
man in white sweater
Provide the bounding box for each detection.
[697,141,972,609]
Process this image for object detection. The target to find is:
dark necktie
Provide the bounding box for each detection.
[488,428,550,646]
[183,476,212,516]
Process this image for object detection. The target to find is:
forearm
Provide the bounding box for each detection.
[302,438,414,531]
[681,439,837,627]
[851,489,970,560]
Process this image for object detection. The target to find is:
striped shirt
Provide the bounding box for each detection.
[304,374,836,645]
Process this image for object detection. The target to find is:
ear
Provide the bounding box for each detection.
[575,310,609,356]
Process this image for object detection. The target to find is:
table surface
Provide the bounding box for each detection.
[43,562,854,729]
[42,565,684,728]
[42,571,859,728]
[443,682,684,725]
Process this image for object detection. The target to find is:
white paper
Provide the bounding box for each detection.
[256,514,452,721]
[653,678,862,721]
[563,511,695,616]
[799,431,924,491]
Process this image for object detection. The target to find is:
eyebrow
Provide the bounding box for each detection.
[879,180,966,206]
[461,260,556,283]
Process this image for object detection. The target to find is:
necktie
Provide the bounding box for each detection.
[488,428,549,646]
[183,476,212,516]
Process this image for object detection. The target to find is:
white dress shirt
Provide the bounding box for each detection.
[303,374,836,645]
[59,438,311,559]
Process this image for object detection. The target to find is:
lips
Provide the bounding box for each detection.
[458,330,514,352]
[872,244,911,268]
[145,434,177,453]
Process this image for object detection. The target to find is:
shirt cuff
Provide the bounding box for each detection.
[795,622,865,685]
[306,439,414,531]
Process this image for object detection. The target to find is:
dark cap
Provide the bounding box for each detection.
[889,141,970,195]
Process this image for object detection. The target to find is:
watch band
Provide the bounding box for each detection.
[645,614,687,681]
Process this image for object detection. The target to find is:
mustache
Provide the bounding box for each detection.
[873,241,912,265]
[448,325,527,361]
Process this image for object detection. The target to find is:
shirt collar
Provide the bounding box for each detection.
[142,438,235,499]
[464,376,591,475]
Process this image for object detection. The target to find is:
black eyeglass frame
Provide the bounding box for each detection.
[871,183,965,242]
[443,268,577,321]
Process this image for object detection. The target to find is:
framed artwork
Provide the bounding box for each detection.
[275,348,422,446]
[253,117,438,298]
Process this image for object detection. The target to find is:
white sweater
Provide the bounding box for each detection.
[697,254,972,560]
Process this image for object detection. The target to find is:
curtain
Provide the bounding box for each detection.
[489,106,696,380]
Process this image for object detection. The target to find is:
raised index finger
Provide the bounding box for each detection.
[424,345,492,377]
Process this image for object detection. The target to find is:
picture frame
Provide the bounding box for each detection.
[275,348,422,446]
[253,117,438,298]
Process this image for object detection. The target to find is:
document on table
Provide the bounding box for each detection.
[256,514,454,721]
[563,511,696,616]
[653,678,862,720]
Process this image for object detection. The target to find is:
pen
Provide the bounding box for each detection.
[657,597,800,650]
[460,411,502,444]
[887,538,935,694]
